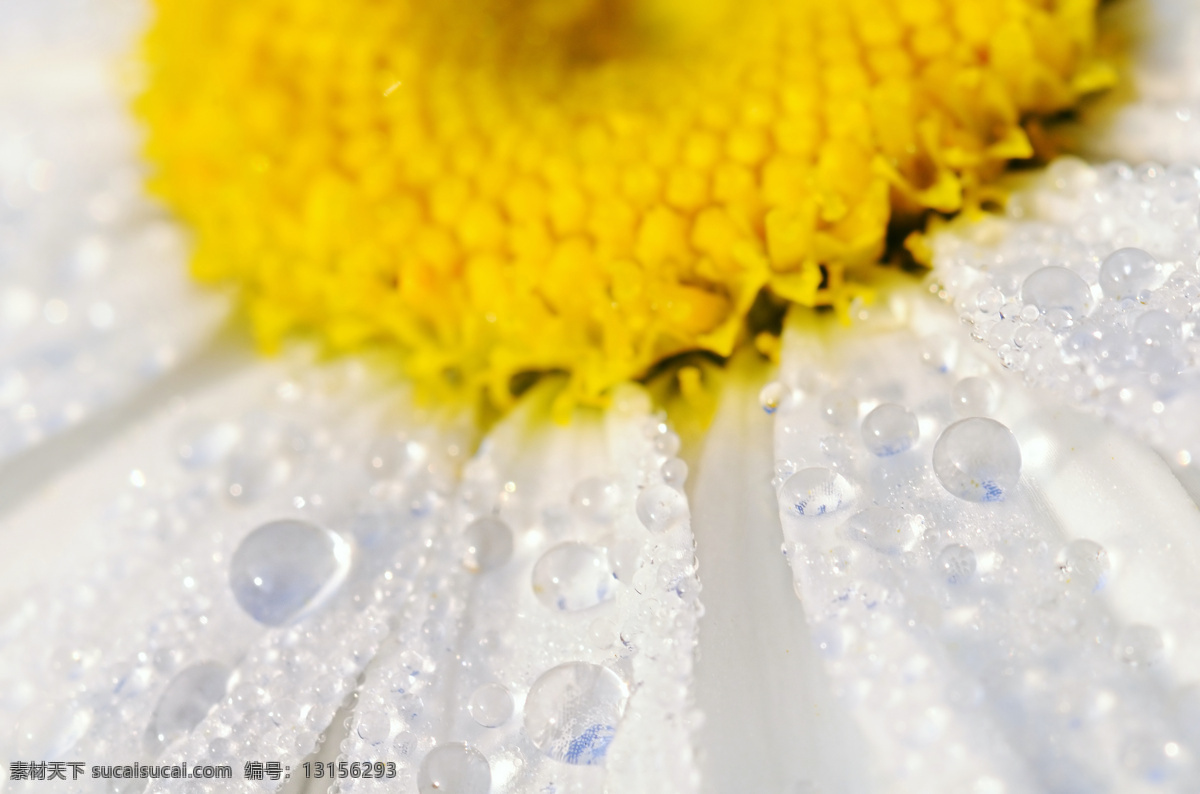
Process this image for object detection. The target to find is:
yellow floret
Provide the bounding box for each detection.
[137,0,1107,411]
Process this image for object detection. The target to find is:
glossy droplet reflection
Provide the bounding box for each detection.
[932,418,1022,502]
[570,477,621,524]
[936,544,977,584]
[635,484,688,533]
[860,403,919,456]
[524,662,629,766]
[145,662,229,753]
[780,468,851,517]
[1099,247,1160,299]
[229,520,351,625]
[417,742,491,794]
[1057,538,1110,591]
[951,377,998,418]
[1021,266,1093,318]
[845,507,923,554]
[468,683,514,728]
[531,542,616,611]
[462,517,513,573]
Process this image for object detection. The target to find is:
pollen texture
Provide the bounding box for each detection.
[137,0,1108,409]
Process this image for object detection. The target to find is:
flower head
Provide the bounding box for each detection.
[137,0,1109,411]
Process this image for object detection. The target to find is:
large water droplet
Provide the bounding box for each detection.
[932,418,1021,502]
[779,468,852,517]
[532,542,616,611]
[145,662,229,753]
[845,507,923,553]
[1056,539,1110,591]
[468,683,514,728]
[524,662,628,766]
[635,484,688,532]
[417,742,491,794]
[229,519,351,625]
[462,517,513,573]
[1021,266,1093,318]
[1099,247,1160,299]
[860,403,919,456]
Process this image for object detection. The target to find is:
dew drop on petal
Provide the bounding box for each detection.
[462,517,513,573]
[1021,266,1093,318]
[468,683,514,728]
[173,419,241,469]
[820,390,858,426]
[531,542,616,611]
[936,544,977,584]
[951,377,998,418]
[1056,538,1110,591]
[1115,624,1165,668]
[759,381,787,414]
[1099,247,1160,300]
[779,468,852,517]
[635,484,688,533]
[145,662,229,752]
[932,418,1021,502]
[417,742,491,794]
[845,507,923,553]
[523,662,628,766]
[860,403,919,456]
[229,520,351,625]
[356,710,392,745]
[570,477,621,524]
[661,457,688,489]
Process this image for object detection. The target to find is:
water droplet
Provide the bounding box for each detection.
[1056,539,1110,591]
[229,520,351,625]
[653,430,681,457]
[779,468,852,517]
[145,662,229,753]
[932,418,1022,502]
[759,381,787,414]
[417,742,491,794]
[356,710,392,744]
[845,508,923,553]
[462,517,513,573]
[860,403,919,456]
[951,377,998,418]
[936,545,977,584]
[1099,248,1160,299]
[1021,266,1093,318]
[635,484,688,532]
[1115,624,1165,668]
[173,420,241,469]
[820,390,858,426]
[570,477,621,523]
[524,662,628,766]
[661,457,688,489]
[531,542,616,611]
[468,683,513,728]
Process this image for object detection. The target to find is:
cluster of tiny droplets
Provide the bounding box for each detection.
[0,0,228,462]
[930,157,1200,472]
[336,383,702,794]
[760,319,1194,791]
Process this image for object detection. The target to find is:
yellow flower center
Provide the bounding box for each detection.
[137,0,1108,411]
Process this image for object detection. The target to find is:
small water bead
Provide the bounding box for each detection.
[635,484,688,533]
[820,390,859,426]
[845,508,924,554]
[951,377,999,417]
[654,430,681,457]
[417,742,491,794]
[462,517,513,573]
[661,457,688,489]
[531,542,616,611]
[524,662,629,766]
[780,468,851,517]
[570,477,621,524]
[468,683,513,728]
[1133,309,1178,345]
[1115,624,1165,668]
[1021,266,1093,318]
[860,403,919,456]
[759,381,788,414]
[356,710,392,745]
[932,418,1022,502]
[936,545,977,584]
[229,520,352,625]
[1056,539,1110,591]
[1019,304,1041,324]
[145,662,229,752]
[1100,248,1161,299]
